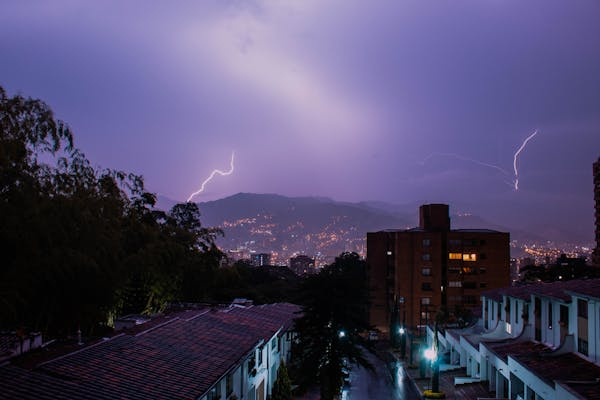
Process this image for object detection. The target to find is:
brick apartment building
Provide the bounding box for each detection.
[367,204,510,337]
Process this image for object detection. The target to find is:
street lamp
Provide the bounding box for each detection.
[424,347,437,361]
[338,330,346,338]
[399,326,407,359]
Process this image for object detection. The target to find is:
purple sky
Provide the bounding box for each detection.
[2,1,599,241]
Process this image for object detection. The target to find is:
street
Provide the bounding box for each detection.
[343,349,420,400]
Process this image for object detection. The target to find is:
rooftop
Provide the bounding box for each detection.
[0,303,300,400]
[482,278,600,303]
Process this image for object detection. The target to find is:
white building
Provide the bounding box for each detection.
[429,279,600,400]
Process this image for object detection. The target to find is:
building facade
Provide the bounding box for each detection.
[368,204,510,337]
[251,252,272,267]
[432,278,600,400]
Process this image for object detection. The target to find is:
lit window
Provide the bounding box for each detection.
[506,323,512,334]
[449,253,462,260]
[386,251,392,256]
[422,254,431,261]
[422,267,431,276]
[448,281,462,287]
[421,297,431,305]
[463,253,477,262]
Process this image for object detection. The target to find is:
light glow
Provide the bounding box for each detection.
[187,152,235,202]
[424,348,437,361]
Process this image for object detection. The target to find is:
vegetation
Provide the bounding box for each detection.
[270,360,292,400]
[290,252,373,400]
[520,262,600,283]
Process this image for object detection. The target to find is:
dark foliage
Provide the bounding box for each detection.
[290,252,374,399]
[0,87,223,337]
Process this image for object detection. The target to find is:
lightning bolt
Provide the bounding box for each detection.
[512,130,538,191]
[421,152,512,177]
[187,152,235,202]
[421,129,540,191]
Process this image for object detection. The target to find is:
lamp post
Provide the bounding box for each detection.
[424,323,441,393]
[399,326,406,359]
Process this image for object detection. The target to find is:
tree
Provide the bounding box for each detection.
[0,86,223,336]
[291,252,374,399]
[271,360,292,400]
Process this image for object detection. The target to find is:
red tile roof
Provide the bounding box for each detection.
[485,340,552,363]
[481,279,600,303]
[0,303,300,400]
[513,352,600,399]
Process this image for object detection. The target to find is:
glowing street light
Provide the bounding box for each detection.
[338,330,346,338]
[424,348,437,361]
[399,327,405,335]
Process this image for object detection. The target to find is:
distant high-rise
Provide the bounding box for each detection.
[250,253,271,267]
[367,204,510,338]
[593,157,600,266]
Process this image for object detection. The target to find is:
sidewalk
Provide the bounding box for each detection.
[391,349,494,400]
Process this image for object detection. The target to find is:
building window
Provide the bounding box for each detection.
[207,384,222,400]
[461,267,475,274]
[449,253,462,260]
[559,305,568,326]
[449,239,461,246]
[386,250,392,256]
[226,373,234,396]
[449,295,462,303]
[462,253,477,262]
[448,267,460,273]
[421,282,432,291]
[463,281,477,289]
[257,346,263,366]
[463,295,476,305]
[422,238,431,247]
[448,281,462,288]
[272,336,278,350]
[479,267,486,274]
[422,254,431,261]
[421,297,431,305]
[578,299,588,319]
[578,338,589,356]
[422,267,432,276]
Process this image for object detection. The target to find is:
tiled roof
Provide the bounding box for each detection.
[481,279,600,303]
[485,340,552,363]
[0,303,300,400]
[513,352,600,399]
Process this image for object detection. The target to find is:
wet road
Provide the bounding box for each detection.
[343,350,420,400]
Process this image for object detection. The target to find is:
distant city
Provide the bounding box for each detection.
[157,193,595,271]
